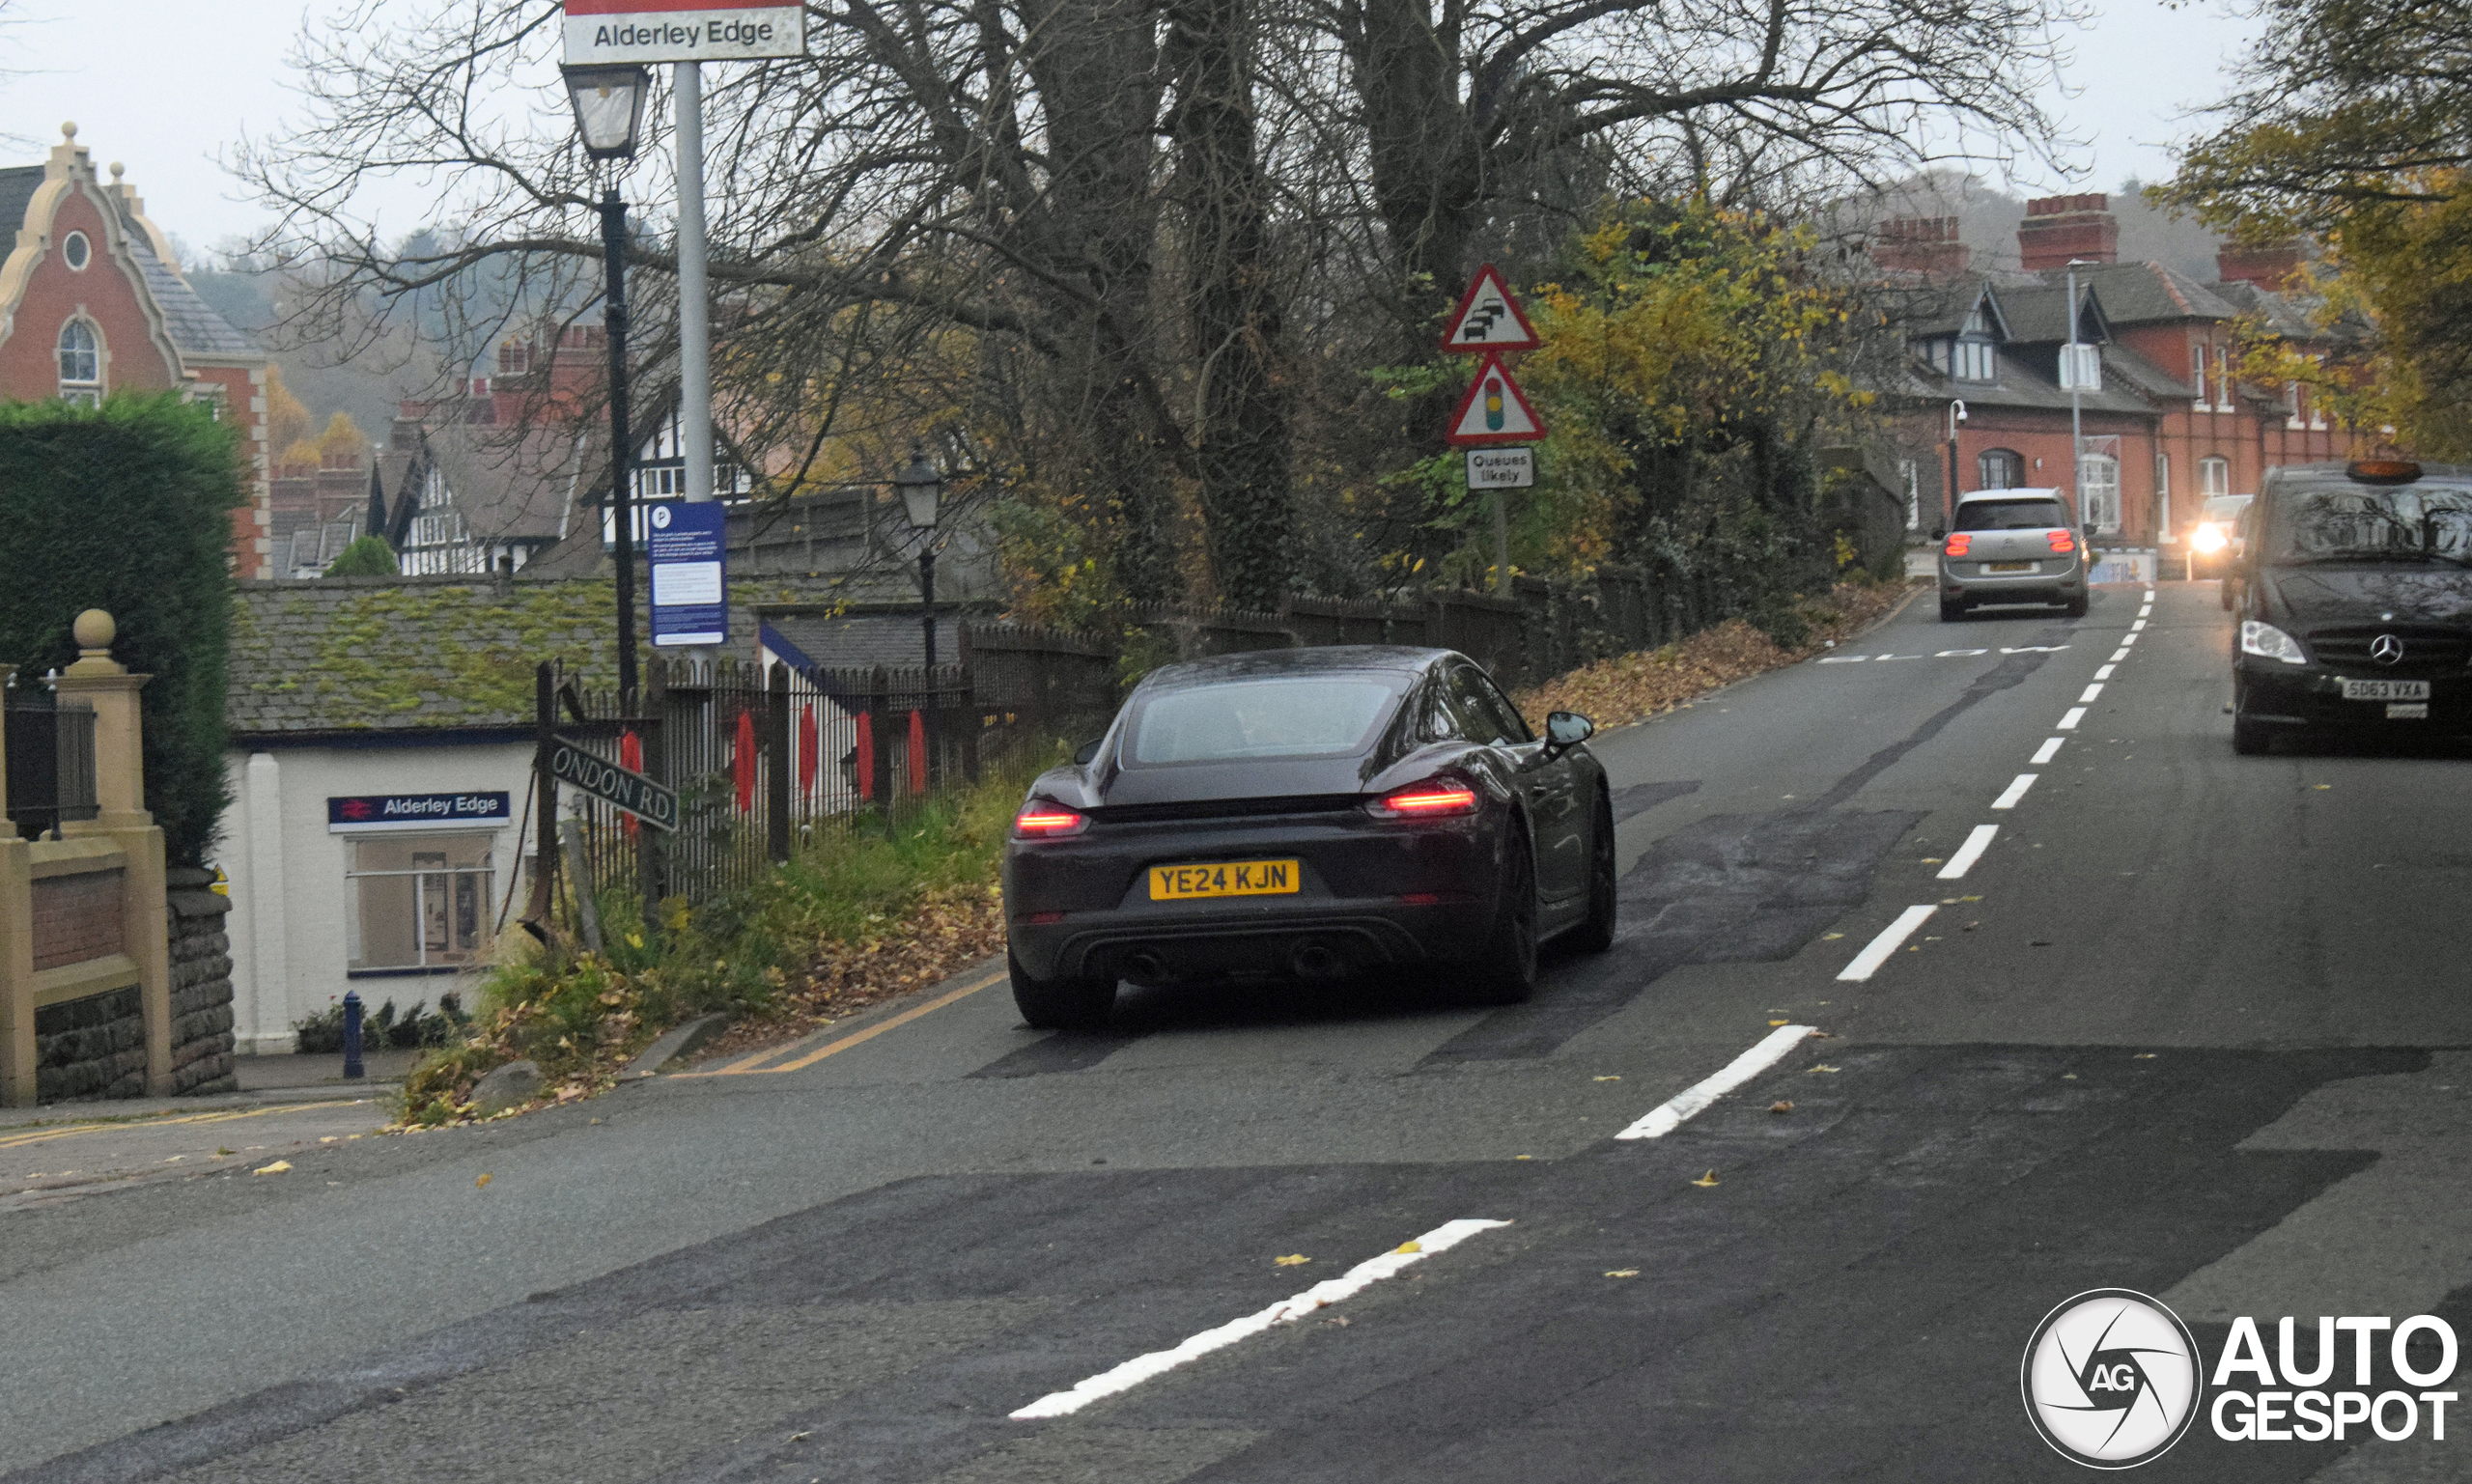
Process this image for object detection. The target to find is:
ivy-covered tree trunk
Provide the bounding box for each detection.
[1168,0,1296,610]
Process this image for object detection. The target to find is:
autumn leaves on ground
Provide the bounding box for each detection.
[400,578,1917,1127]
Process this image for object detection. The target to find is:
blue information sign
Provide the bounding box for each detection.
[326,792,512,833]
[648,500,728,647]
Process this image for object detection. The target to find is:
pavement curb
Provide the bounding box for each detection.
[621,1013,736,1079]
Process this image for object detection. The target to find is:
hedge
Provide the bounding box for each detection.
[0,395,241,865]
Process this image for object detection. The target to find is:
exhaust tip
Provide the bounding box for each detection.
[1290,942,1346,981]
[1121,950,1168,984]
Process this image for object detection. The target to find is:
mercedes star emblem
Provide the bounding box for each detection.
[2371,633,2406,666]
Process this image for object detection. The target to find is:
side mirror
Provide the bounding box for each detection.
[1545,711,1595,748]
[1073,737,1104,766]
[1928,525,1946,543]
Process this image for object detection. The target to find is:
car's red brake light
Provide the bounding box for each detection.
[1012,800,1089,837]
[2046,529,2076,553]
[1945,533,1973,557]
[1368,777,1480,819]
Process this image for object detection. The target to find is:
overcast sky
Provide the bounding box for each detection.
[3,0,2262,254]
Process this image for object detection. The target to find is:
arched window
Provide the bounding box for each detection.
[2081,453,2121,534]
[2199,456,2230,498]
[1978,448,2024,490]
[57,320,99,406]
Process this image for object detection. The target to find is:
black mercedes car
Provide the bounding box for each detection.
[2232,460,2472,753]
[1001,646,1615,1028]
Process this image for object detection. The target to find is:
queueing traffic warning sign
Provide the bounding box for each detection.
[1440,264,1541,352]
[1445,351,1547,446]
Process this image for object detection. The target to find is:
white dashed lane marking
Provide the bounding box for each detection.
[1616,1022,1819,1139]
[2095,664,2116,680]
[2059,707,2086,729]
[1991,773,2038,810]
[2032,737,2065,765]
[1008,1218,1513,1419]
[1937,825,2000,881]
[1838,906,1939,982]
[2079,684,2105,703]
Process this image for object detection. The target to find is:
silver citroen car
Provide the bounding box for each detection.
[1933,487,2092,621]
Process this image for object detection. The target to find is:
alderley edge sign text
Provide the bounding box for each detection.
[563,1,807,64]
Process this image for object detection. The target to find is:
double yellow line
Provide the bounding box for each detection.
[674,966,1008,1078]
[0,1101,348,1152]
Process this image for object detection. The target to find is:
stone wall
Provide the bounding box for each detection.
[166,867,237,1096]
[35,985,146,1102]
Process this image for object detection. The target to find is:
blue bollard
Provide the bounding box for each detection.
[342,991,364,1079]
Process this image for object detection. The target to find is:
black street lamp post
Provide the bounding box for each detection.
[563,63,653,714]
[893,445,944,668]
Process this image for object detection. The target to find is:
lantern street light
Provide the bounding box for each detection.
[892,444,944,668]
[561,63,653,714]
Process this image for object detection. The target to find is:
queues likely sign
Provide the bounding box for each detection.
[326,792,512,833]
[563,1,808,64]
[549,738,679,830]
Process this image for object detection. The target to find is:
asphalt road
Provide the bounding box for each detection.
[6,580,2469,1482]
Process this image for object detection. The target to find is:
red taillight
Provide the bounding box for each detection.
[2046,529,2076,553]
[1012,800,1088,838]
[1945,533,1973,557]
[1368,777,1481,819]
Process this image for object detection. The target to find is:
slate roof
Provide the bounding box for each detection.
[0,167,41,249]
[2040,262,2242,325]
[1902,356,2154,418]
[1997,283,2111,345]
[99,194,262,359]
[227,576,623,737]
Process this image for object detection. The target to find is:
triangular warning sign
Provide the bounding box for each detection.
[1440,264,1541,352]
[1445,352,1547,446]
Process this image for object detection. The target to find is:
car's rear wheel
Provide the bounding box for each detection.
[2233,716,2271,755]
[1939,598,1965,622]
[1465,831,1539,1004]
[1568,795,1617,954]
[1008,948,1116,1030]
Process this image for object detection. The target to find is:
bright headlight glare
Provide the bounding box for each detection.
[2191,523,2228,552]
[2240,620,2308,665]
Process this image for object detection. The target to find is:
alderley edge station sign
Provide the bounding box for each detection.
[563,0,808,64]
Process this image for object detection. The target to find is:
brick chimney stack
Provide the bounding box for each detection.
[2017,194,2119,272]
[2216,241,2304,291]
[1874,216,1971,278]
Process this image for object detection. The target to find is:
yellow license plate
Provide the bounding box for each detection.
[1149,860,1301,900]
[1986,561,2035,573]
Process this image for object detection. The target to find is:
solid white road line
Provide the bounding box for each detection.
[1615,1022,1819,1138]
[2059,707,2087,730]
[2095,664,2116,680]
[2079,684,2105,703]
[1007,1218,1513,1419]
[1991,773,2038,809]
[1936,825,1999,880]
[2032,737,2065,765]
[1837,906,1938,982]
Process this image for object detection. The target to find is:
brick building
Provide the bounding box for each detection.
[1878,195,2354,552]
[0,126,270,575]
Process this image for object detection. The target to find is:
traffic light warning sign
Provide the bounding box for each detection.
[1445,352,1547,446]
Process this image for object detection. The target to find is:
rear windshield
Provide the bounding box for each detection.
[2201,495,2251,522]
[1954,497,2067,531]
[2262,481,2472,566]
[1125,674,1405,765]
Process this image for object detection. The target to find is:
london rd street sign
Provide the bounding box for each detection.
[550,737,679,831]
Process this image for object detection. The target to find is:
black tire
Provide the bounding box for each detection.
[1465,829,1540,1005]
[1938,599,1965,623]
[2232,717,2271,755]
[2064,594,2089,618]
[2219,581,2234,611]
[1009,948,1116,1030]
[1568,795,1617,954]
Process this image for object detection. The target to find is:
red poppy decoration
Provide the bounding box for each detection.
[620,730,644,840]
[734,708,757,814]
[855,711,875,800]
[798,704,820,797]
[907,710,928,796]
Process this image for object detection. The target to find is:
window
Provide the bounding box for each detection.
[2215,348,2233,409]
[61,231,89,271]
[2059,343,2101,391]
[1899,459,1920,529]
[1448,663,1531,746]
[2191,342,2209,406]
[1126,674,1408,764]
[57,320,98,405]
[1978,448,2025,490]
[1953,495,2068,531]
[2080,454,2121,533]
[1952,339,1996,382]
[346,834,494,973]
[2200,456,2230,498]
[2155,451,2171,539]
